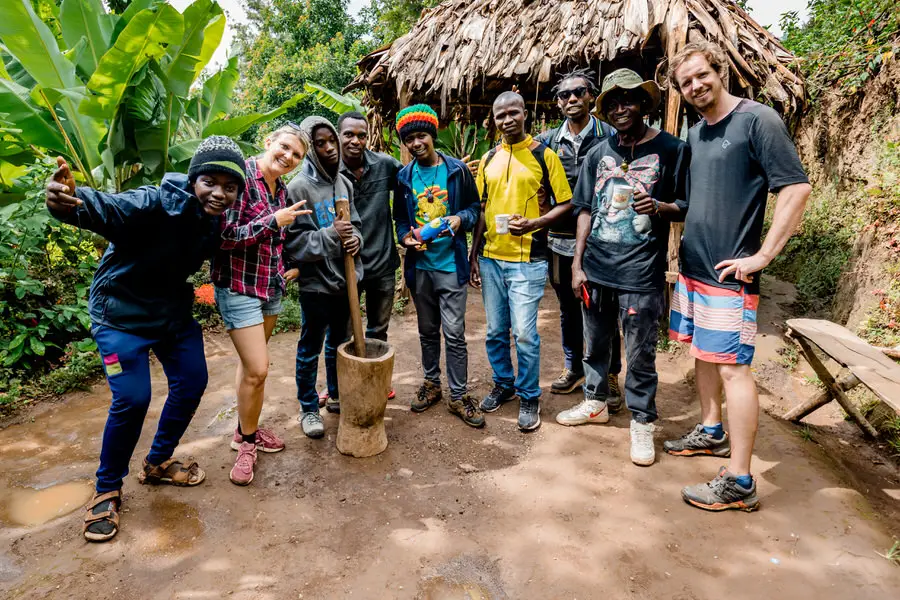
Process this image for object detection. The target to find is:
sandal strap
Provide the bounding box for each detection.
[87,490,121,510]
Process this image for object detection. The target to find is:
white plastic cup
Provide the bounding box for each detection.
[495,214,510,235]
[611,184,634,206]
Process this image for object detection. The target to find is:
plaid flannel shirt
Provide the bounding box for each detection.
[212,158,286,301]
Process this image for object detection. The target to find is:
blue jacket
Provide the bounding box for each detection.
[49,173,221,335]
[393,153,480,290]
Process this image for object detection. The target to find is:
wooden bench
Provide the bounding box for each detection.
[783,318,900,438]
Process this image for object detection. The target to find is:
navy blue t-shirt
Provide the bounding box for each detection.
[680,99,809,294]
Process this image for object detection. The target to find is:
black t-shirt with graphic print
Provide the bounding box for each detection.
[572,131,690,293]
[680,99,809,294]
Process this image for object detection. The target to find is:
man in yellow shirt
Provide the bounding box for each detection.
[470,91,573,431]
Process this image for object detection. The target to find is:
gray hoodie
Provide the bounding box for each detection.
[284,116,363,295]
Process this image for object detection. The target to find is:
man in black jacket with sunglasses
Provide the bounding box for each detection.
[536,69,622,399]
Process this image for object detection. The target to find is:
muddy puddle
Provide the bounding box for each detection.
[132,496,204,555]
[0,480,93,527]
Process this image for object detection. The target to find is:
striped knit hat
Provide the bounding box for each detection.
[188,135,247,191]
[395,104,439,141]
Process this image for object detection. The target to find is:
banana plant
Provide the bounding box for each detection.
[0,0,301,193]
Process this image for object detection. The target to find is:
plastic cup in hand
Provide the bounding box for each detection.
[611,183,634,208]
[495,214,510,235]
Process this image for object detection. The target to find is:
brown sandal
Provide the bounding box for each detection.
[137,457,206,486]
[83,490,121,543]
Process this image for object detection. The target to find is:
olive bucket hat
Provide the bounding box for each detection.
[595,68,661,123]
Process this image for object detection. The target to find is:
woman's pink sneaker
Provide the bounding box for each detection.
[230,442,257,486]
[230,427,285,453]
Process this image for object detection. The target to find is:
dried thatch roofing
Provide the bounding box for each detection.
[347,0,806,128]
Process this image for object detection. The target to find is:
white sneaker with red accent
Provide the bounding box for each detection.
[555,399,609,426]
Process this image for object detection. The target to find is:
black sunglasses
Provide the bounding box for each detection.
[557,86,588,101]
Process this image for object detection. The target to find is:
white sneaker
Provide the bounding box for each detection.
[299,411,325,439]
[630,420,656,466]
[555,399,609,426]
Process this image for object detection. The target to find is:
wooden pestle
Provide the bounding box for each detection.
[334,198,366,357]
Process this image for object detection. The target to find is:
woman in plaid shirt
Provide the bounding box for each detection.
[212,125,311,486]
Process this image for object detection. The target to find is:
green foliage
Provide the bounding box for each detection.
[235,0,373,133]
[274,283,302,335]
[435,121,492,161]
[767,183,861,312]
[360,0,441,45]
[781,0,899,99]
[0,0,297,192]
[0,158,99,385]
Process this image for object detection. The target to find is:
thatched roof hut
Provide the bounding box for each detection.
[347,0,806,136]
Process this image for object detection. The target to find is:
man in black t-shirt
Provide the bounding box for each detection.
[561,69,690,468]
[665,42,811,512]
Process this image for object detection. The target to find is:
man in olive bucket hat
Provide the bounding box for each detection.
[559,69,691,468]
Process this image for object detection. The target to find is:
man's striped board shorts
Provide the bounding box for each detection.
[668,274,759,365]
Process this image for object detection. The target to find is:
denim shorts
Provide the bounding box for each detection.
[214,286,283,330]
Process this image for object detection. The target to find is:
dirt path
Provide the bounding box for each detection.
[1,284,898,599]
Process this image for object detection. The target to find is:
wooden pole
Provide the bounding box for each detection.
[334,198,366,357]
[794,337,879,438]
[783,373,860,422]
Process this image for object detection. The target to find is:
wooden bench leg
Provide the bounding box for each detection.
[783,373,860,422]
[794,337,879,438]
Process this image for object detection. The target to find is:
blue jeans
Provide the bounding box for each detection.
[479,257,547,401]
[92,321,208,494]
[296,292,350,413]
[214,286,282,330]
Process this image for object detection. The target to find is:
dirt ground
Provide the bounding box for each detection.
[1,280,899,600]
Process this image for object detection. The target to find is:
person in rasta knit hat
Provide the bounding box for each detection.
[45,136,246,543]
[393,104,484,427]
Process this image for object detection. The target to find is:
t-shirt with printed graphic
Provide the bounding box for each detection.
[413,161,455,272]
[572,131,690,292]
[476,135,573,263]
[680,99,809,294]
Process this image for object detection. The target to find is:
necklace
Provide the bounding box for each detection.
[618,124,649,173]
[415,159,441,201]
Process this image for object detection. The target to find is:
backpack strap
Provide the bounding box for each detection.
[480,145,500,204]
[528,140,554,207]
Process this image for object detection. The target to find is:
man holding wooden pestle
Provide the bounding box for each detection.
[284,116,363,439]
[470,92,574,432]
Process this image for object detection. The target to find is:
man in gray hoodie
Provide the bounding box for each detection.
[284,116,363,439]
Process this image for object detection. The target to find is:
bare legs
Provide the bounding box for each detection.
[230,315,279,436]
[693,358,759,475]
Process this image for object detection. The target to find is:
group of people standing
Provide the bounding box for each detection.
[44,41,810,543]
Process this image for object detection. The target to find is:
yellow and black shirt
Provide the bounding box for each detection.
[475,135,573,262]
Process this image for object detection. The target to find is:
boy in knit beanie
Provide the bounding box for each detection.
[393,104,484,427]
[46,136,245,543]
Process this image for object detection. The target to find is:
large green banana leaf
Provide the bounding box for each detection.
[82,3,182,120]
[203,92,306,137]
[304,82,365,114]
[0,78,67,155]
[0,0,105,174]
[163,0,223,97]
[59,0,118,76]
[192,55,239,130]
[0,46,35,89]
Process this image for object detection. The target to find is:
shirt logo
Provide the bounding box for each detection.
[721,139,731,150]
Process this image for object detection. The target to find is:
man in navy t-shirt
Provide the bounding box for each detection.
[665,42,811,512]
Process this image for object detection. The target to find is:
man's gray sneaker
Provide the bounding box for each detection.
[299,411,325,439]
[681,467,760,512]
[606,373,623,413]
[517,398,541,431]
[551,368,584,394]
[480,384,516,413]
[663,423,731,457]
